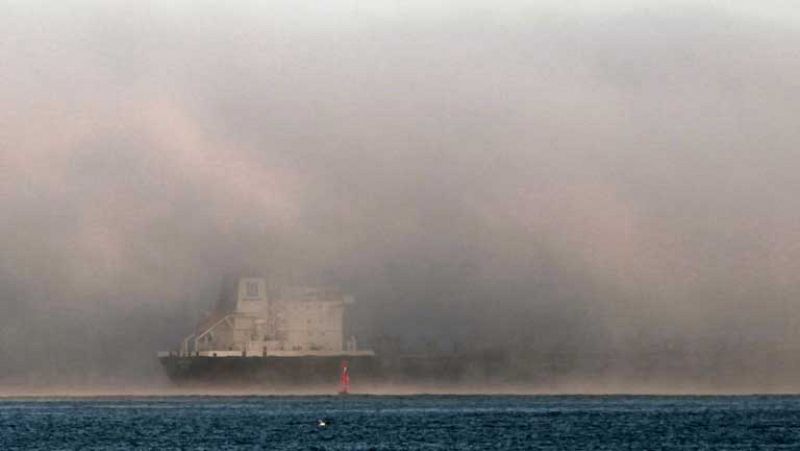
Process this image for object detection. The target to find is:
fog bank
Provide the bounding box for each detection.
[2,1,800,390]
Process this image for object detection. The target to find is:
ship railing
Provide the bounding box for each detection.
[191,313,237,354]
[180,333,196,356]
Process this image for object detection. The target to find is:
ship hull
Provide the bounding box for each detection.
[159,355,380,386]
[159,351,507,387]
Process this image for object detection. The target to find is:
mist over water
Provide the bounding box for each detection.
[2,1,800,392]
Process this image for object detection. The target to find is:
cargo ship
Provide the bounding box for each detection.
[158,276,507,388]
[158,277,379,386]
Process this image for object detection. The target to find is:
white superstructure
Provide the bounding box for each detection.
[172,277,373,358]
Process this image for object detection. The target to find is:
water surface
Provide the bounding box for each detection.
[1,395,798,450]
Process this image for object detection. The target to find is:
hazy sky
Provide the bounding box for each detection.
[2,1,799,389]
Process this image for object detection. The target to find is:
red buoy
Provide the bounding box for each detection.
[338,360,350,395]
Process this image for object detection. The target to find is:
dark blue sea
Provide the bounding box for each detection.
[1,395,799,450]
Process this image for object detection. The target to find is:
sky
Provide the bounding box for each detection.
[2,1,800,391]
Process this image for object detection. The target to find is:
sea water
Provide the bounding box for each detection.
[1,395,799,450]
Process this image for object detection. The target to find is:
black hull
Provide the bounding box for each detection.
[159,352,507,387]
[159,355,379,386]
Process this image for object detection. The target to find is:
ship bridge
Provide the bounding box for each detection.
[161,277,373,359]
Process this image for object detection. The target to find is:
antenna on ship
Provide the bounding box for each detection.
[338,360,350,395]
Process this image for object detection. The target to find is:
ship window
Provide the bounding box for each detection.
[245,281,259,298]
